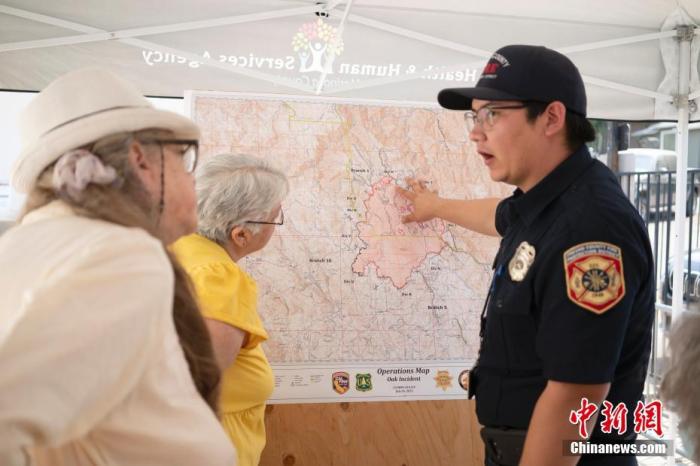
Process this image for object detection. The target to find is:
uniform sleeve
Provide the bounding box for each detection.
[534,230,649,384]
[187,262,268,349]
[0,231,173,458]
[495,196,516,236]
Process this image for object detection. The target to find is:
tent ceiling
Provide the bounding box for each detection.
[0,0,698,120]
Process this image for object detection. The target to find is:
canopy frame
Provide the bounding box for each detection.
[1,3,696,104]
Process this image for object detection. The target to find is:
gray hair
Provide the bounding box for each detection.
[661,312,700,464]
[195,154,289,243]
[23,129,164,227]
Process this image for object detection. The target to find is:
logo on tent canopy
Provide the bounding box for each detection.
[291,18,344,74]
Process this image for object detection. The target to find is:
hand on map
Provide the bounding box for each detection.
[395,177,441,224]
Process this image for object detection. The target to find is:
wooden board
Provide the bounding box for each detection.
[261,399,484,466]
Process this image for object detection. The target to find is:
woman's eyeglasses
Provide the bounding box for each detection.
[139,138,199,173]
[246,209,284,226]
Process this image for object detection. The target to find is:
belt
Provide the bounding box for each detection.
[481,426,526,466]
[468,365,541,400]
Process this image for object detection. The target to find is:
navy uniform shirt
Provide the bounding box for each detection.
[471,146,654,450]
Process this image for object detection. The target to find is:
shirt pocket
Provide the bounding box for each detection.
[492,274,541,368]
[490,273,532,316]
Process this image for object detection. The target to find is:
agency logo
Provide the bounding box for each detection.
[291,18,344,73]
[355,373,373,392]
[434,370,453,391]
[332,371,350,394]
[458,370,469,392]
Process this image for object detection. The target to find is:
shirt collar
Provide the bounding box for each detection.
[512,145,594,228]
[21,200,76,226]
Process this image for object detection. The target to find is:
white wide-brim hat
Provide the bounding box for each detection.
[11,66,200,193]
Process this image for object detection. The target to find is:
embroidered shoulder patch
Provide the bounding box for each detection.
[563,242,625,314]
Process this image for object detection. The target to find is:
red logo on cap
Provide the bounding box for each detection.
[481,53,510,79]
[483,63,499,75]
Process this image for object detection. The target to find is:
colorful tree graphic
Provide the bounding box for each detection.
[291,18,344,73]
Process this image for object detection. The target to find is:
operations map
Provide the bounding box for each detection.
[189,92,509,402]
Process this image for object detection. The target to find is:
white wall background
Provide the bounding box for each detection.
[0,92,185,220]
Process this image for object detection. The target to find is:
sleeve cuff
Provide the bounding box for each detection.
[201,310,268,348]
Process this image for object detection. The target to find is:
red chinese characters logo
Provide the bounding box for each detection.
[633,400,663,437]
[600,401,628,434]
[569,399,664,438]
[569,398,598,438]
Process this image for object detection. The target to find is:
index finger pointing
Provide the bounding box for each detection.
[402,212,417,224]
[395,185,417,201]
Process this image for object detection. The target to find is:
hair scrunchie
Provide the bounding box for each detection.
[52,149,118,200]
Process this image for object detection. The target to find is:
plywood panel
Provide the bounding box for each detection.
[261,400,484,466]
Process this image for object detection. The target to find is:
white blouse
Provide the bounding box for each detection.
[0,201,236,466]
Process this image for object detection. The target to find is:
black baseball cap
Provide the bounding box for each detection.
[438,45,587,116]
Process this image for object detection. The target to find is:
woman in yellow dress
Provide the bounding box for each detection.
[173,154,288,466]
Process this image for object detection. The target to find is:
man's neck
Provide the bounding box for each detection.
[519,143,574,192]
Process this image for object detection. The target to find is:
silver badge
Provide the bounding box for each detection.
[508,241,536,282]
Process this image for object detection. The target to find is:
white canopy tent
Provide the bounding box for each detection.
[0,0,699,455]
[0,1,698,120]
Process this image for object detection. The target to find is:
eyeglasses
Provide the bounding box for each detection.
[139,139,199,173]
[464,104,528,132]
[246,209,284,226]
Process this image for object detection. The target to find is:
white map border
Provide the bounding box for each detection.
[184,90,443,114]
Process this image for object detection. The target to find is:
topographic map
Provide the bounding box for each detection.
[190,93,508,372]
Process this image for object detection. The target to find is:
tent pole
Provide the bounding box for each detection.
[672,27,693,326]
[0,6,315,93]
[668,23,693,466]
[557,30,676,54]
[0,5,321,53]
[348,14,492,58]
[0,5,99,33]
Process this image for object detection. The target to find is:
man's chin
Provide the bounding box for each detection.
[487,168,504,183]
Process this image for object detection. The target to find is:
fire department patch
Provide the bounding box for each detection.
[563,242,625,314]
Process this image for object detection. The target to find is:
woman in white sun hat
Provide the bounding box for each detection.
[0,67,236,465]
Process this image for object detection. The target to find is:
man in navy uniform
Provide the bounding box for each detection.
[397,45,654,465]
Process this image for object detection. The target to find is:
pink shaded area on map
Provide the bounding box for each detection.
[352,176,447,289]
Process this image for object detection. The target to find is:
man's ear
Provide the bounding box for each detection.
[230,226,252,249]
[542,101,567,137]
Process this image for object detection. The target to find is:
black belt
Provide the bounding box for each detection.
[481,426,526,466]
[467,365,542,400]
